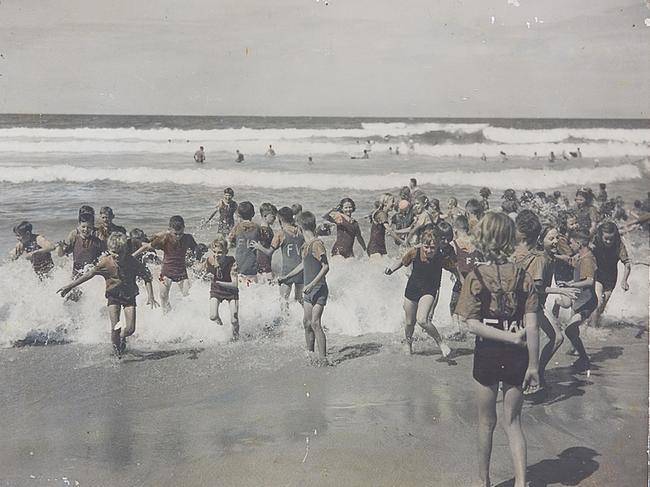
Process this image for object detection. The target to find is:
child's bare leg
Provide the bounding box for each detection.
[538,310,563,384]
[229,300,239,340]
[417,295,450,356]
[502,384,527,487]
[294,284,304,305]
[123,306,136,337]
[476,381,499,487]
[311,303,327,359]
[159,277,172,312]
[279,283,291,314]
[108,304,122,352]
[565,315,589,363]
[403,298,418,354]
[303,301,315,352]
[589,284,611,328]
[209,298,223,326]
[178,278,191,297]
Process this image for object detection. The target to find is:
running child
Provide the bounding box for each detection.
[278,211,329,364]
[589,221,631,327]
[455,212,540,487]
[10,221,56,278]
[384,228,453,357]
[205,238,240,340]
[256,203,277,281]
[367,193,401,256]
[551,230,598,370]
[205,187,238,236]
[57,232,158,356]
[146,215,198,312]
[58,212,106,282]
[228,201,261,284]
[255,206,305,311]
[323,198,367,258]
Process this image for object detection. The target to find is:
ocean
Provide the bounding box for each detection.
[0,115,648,348]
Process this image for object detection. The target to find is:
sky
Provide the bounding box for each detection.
[0,0,648,118]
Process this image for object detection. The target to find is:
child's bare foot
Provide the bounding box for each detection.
[214,317,224,327]
[439,341,452,358]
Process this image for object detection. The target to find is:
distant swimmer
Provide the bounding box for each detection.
[569,147,582,158]
[235,150,245,163]
[351,149,370,160]
[408,139,415,152]
[549,151,556,162]
[194,146,205,163]
[499,151,508,162]
[562,150,569,160]
[480,153,487,162]
[388,146,393,154]
[395,146,400,155]
[266,145,276,157]
[532,151,538,160]
[308,155,314,166]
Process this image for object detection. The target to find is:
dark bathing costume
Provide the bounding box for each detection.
[367,210,387,256]
[256,225,274,274]
[152,233,198,282]
[70,233,106,276]
[331,218,362,258]
[206,255,239,301]
[403,247,445,302]
[275,226,305,285]
[302,239,328,306]
[22,235,55,276]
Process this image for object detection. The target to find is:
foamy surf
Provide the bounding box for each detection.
[0,163,643,191]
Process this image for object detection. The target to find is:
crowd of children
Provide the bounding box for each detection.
[8,181,648,487]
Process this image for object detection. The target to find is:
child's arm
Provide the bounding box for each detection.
[57,231,75,257]
[132,242,152,258]
[278,262,304,284]
[355,224,367,253]
[251,240,275,256]
[9,243,22,260]
[144,281,159,308]
[304,260,329,294]
[384,260,403,275]
[56,269,98,297]
[32,236,56,255]
[385,224,405,245]
[322,209,337,223]
[619,242,632,291]
[204,208,219,226]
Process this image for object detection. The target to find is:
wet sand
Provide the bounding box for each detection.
[0,321,647,487]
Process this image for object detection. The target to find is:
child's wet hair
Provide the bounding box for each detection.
[399,186,411,201]
[413,194,429,207]
[421,227,442,246]
[448,197,458,207]
[515,209,542,245]
[78,213,94,225]
[479,187,491,198]
[223,187,234,196]
[501,199,519,214]
[129,228,149,243]
[575,187,594,204]
[465,198,484,218]
[296,211,317,232]
[78,205,95,220]
[237,201,255,220]
[169,215,185,231]
[99,206,114,217]
[13,221,33,236]
[210,237,228,252]
[475,212,517,262]
[107,232,128,253]
[259,202,278,217]
[437,221,454,242]
[337,197,356,212]
[594,221,621,248]
[278,206,295,224]
[430,198,441,212]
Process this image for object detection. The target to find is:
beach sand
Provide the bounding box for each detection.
[0,320,647,487]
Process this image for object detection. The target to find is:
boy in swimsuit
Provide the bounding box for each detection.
[144,215,198,313]
[10,221,56,278]
[58,212,106,290]
[278,211,330,364]
[205,188,238,236]
[57,232,158,356]
[204,238,240,339]
[227,201,261,284]
[255,206,305,312]
[384,228,453,357]
[255,203,277,281]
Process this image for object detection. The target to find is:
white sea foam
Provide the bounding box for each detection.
[483,127,650,144]
[0,163,643,190]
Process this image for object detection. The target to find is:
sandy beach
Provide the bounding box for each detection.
[1,318,647,487]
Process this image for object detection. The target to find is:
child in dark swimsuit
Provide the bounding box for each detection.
[384,228,453,357]
[204,187,238,236]
[58,213,107,300]
[145,215,198,313]
[552,230,598,370]
[589,221,631,327]
[278,211,330,364]
[574,187,599,235]
[256,207,305,312]
[323,198,366,258]
[256,203,277,281]
[205,238,239,339]
[11,221,55,278]
[57,232,158,356]
[228,201,261,284]
[455,212,540,487]
[405,194,439,245]
[367,193,399,256]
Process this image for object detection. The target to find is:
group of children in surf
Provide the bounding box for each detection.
[9,180,646,487]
